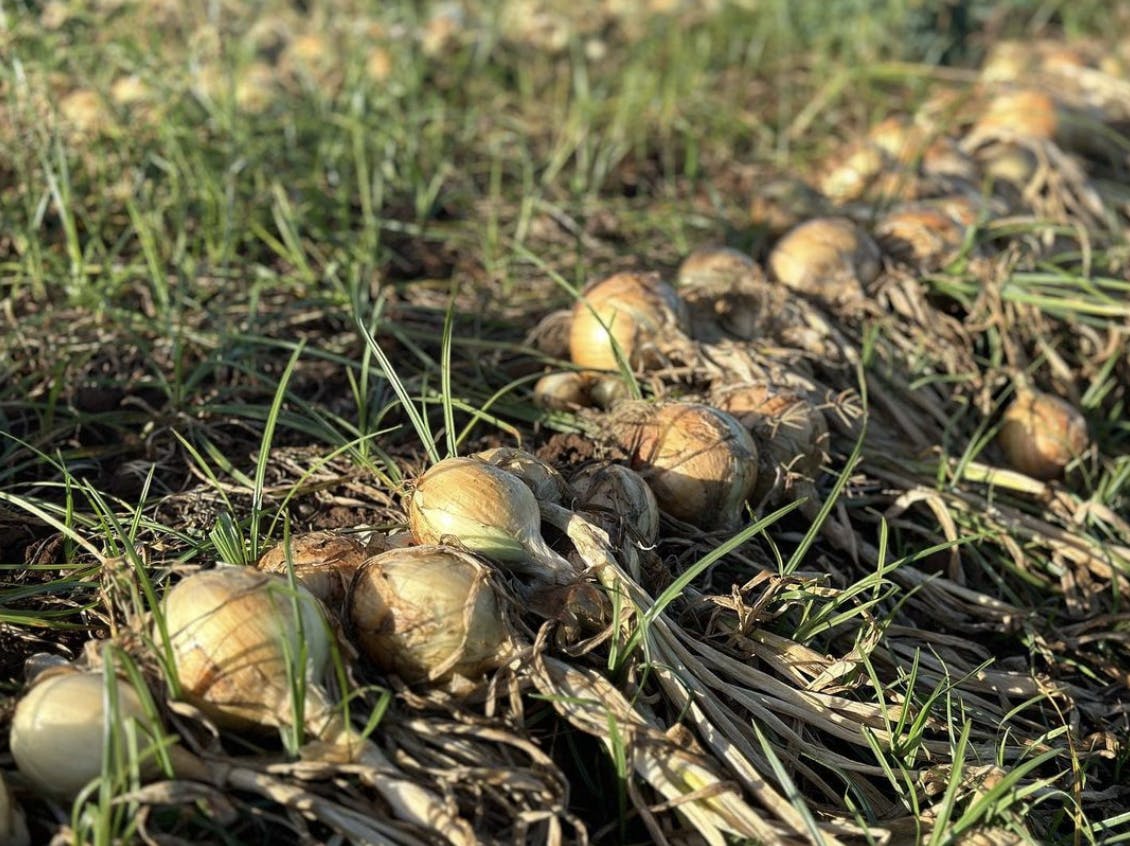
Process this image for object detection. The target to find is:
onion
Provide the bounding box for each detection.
[569,272,689,372]
[675,247,769,343]
[162,567,473,844]
[256,531,369,613]
[533,371,593,411]
[570,462,660,546]
[768,217,881,305]
[874,206,967,269]
[712,383,828,507]
[676,246,757,290]
[971,90,1059,142]
[998,389,1089,480]
[610,402,758,530]
[472,447,572,505]
[409,457,578,583]
[589,374,631,410]
[818,142,888,203]
[164,568,335,734]
[10,669,202,800]
[348,546,511,684]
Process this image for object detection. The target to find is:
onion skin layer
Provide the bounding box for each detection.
[569,272,688,372]
[163,567,333,733]
[998,390,1088,480]
[11,670,164,799]
[348,545,509,683]
[613,402,758,531]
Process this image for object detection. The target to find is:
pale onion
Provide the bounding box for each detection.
[570,462,660,546]
[256,531,369,613]
[409,457,577,583]
[473,447,571,505]
[162,567,473,844]
[10,669,202,800]
[874,206,967,269]
[610,402,758,530]
[533,371,593,411]
[998,389,1089,480]
[676,246,757,290]
[0,772,28,846]
[569,272,689,372]
[713,383,829,506]
[589,374,631,410]
[348,546,511,683]
[768,217,882,305]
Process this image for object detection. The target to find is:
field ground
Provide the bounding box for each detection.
[1,1,1129,844]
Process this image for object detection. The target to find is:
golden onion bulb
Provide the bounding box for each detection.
[768,217,881,305]
[570,462,660,546]
[713,384,829,506]
[998,390,1089,480]
[163,567,334,733]
[473,447,571,505]
[569,272,688,371]
[348,546,510,683]
[11,670,168,799]
[409,457,576,582]
[874,206,967,269]
[256,531,368,613]
[676,246,757,290]
[611,402,758,530]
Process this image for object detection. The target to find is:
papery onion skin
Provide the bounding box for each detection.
[473,447,572,506]
[162,567,333,732]
[11,670,162,799]
[677,246,757,290]
[874,206,967,270]
[768,217,881,304]
[533,371,593,411]
[998,390,1089,480]
[409,457,539,563]
[348,546,510,683]
[409,457,577,582]
[713,384,829,506]
[570,462,660,546]
[256,531,368,613]
[612,402,758,530]
[569,272,689,372]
